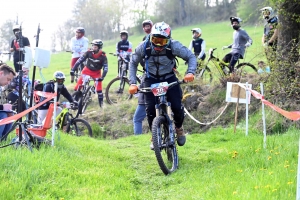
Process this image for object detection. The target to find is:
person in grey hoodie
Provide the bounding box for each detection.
[128,21,197,148]
[222,17,253,73]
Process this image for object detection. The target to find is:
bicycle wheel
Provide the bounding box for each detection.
[236,62,258,82]
[152,116,178,175]
[66,118,93,137]
[105,77,133,105]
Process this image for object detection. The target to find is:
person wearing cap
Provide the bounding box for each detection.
[70,27,89,83]
[9,25,30,72]
[222,17,253,74]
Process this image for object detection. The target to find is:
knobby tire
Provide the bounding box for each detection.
[105,77,132,105]
[66,118,92,137]
[152,116,178,175]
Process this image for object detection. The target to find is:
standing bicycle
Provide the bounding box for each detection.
[71,39,108,113]
[105,53,143,105]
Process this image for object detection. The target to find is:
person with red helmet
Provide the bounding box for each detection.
[129,21,197,147]
[70,27,89,83]
[71,39,108,108]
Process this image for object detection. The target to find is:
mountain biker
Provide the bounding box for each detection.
[37,71,77,124]
[222,17,253,73]
[71,39,108,108]
[116,30,132,77]
[0,64,16,141]
[260,7,278,51]
[189,28,206,61]
[7,67,32,111]
[128,21,197,147]
[133,19,153,135]
[10,25,30,72]
[70,27,89,83]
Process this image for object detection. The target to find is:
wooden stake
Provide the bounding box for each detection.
[234,85,241,133]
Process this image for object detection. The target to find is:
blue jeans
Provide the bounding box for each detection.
[0,111,13,141]
[133,104,146,135]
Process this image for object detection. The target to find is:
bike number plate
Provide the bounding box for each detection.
[151,82,168,96]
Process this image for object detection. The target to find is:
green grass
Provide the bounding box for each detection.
[0,128,298,199]
[1,22,297,199]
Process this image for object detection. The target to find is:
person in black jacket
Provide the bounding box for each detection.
[37,71,77,124]
[9,25,30,72]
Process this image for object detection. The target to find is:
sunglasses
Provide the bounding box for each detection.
[151,36,169,47]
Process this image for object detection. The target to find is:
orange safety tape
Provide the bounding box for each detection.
[0,92,57,126]
[237,83,300,121]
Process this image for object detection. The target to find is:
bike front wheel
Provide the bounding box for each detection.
[66,118,93,137]
[152,116,178,175]
[105,77,133,105]
[236,62,258,82]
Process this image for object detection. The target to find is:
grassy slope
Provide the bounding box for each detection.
[2,22,298,199]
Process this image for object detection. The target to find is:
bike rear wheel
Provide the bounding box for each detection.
[105,77,132,105]
[66,118,93,137]
[152,116,178,175]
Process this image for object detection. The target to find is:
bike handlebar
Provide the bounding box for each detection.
[138,80,185,93]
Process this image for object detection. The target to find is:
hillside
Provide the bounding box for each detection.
[1,22,300,199]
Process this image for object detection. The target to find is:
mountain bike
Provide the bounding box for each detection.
[199,48,258,84]
[67,50,85,83]
[72,75,96,116]
[105,52,143,104]
[139,80,185,175]
[55,102,92,137]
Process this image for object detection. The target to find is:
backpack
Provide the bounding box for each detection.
[143,37,179,78]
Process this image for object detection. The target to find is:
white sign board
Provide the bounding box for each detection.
[34,48,51,68]
[226,82,252,104]
[23,46,33,69]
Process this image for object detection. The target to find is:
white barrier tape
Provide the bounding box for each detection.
[184,102,230,125]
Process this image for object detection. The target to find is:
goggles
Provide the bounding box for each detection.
[56,79,65,84]
[262,10,270,16]
[151,36,169,47]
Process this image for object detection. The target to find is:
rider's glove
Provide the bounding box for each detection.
[95,78,103,82]
[184,73,195,83]
[70,70,75,76]
[3,103,12,111]
[222,46,228,50]
[72,101,78,107]
[129,84,138,94]
[245,42,251,48]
